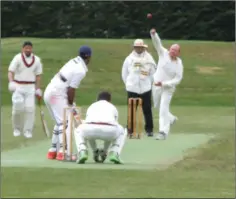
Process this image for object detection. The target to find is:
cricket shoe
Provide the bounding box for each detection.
[155,131,167,140]
[24,130,32,138]
[13,129,21,137]
[109,151,123,164]
[76,150,88,164]
[56,152,64,161]
[47,151,57,160]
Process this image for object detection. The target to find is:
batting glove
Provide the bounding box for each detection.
[8,81,17,92]
[35,88,43,100]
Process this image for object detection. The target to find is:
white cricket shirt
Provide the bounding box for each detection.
[151,33,183,89]
[85,100,119,126]
[121,50,156,94]
[8,53,43,82]
[49,56,88,92]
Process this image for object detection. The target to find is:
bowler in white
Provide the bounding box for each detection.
[150,28,184,140]
[43,46,92,160]
[8,41,43,138]
[74,91,127,164]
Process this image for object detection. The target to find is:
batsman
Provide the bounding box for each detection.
[8,41,43,138]
[43,46,92,160]
[74,91,127,164]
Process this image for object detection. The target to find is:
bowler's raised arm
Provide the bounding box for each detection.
[150,28,166,56]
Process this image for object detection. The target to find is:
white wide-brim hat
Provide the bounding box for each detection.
[133,39,148,48]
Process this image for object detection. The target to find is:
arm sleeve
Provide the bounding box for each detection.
[150,32,167,56]
[145,53,156,82]
[162,61,184,87]
[69,72,85,89]
[148,54,157,75]
[121,57,129,84]
[35,58,43,75]
[8,55,19,72]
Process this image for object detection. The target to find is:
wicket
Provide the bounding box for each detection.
[62,106,82,161]
[128,98,143,139]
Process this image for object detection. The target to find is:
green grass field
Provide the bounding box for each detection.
[1,37,235,198]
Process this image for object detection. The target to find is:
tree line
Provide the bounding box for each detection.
[1,1,235,41]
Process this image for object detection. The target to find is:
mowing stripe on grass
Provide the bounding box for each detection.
[1,133,213,170]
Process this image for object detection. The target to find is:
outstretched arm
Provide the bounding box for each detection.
[150,29,167,56]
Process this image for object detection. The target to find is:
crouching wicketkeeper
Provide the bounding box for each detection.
[74,91,127,164]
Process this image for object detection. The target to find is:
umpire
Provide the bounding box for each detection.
[121,39,156,137]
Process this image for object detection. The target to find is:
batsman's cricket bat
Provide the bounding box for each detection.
[38,100,50,138]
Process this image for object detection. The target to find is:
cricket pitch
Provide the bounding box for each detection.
[1,133,213,170]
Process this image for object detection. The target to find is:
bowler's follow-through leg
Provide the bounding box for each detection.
[156,90,173,140]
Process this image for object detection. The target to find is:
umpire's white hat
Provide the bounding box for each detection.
[133,39,148,48]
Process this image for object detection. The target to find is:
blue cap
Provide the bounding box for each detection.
[79,45,92,57]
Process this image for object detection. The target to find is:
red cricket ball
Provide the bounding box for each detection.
[147,13,152,19]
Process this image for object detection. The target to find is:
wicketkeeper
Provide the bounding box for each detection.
[74,91,127,164]
[43,45,92,160]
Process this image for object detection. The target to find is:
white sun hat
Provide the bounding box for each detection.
[133,39,148,48]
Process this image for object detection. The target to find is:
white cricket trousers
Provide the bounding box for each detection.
[74,123,127,155]
[43,83,73,154]
[11,84,35,134]
[152,86,176,135]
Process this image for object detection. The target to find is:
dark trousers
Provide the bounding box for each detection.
[127,90,153,133]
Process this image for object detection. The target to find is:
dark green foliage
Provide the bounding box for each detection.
[1,1,235,41]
